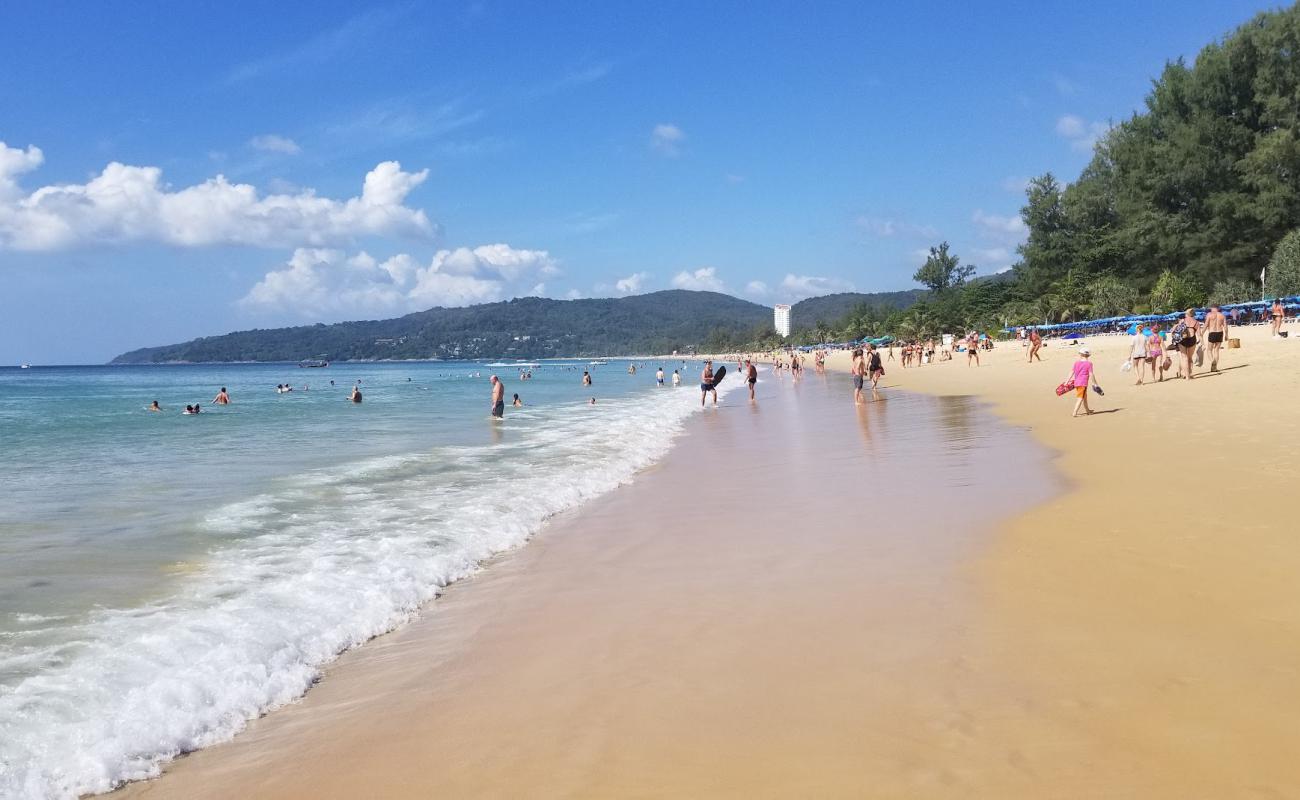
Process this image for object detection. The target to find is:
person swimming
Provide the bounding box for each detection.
[512,393,523,407]
[350,386,363,403]
[147,400,162,412]
[212,387,230,405]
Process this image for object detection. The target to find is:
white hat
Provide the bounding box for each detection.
[1078,347,1091,356]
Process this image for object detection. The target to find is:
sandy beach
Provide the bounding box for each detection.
[117,324,1300,799]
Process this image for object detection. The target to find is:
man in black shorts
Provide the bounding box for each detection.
[490,375,505,418]
[1204,304,1227,372]
[744,359,758,400]
[700,361,717,407]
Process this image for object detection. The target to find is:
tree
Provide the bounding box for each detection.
[913,242,975,294]
[1149,269,1206,313]
[1208,277,1257,305]
[1087,275,1139,317]
[1266,228,1300,297]
[1045,269,1092,322]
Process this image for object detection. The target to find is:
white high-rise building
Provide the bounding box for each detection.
[774,304,791,337]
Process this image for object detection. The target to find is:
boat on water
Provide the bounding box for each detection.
[20,363,32,369]
[589,360,608,366]
[298,358,329,368]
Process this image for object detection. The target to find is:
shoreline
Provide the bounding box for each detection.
[118,370,1063,798]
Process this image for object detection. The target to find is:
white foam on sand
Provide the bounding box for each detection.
[0,383,736,799]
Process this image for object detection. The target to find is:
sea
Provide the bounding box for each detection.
[0,359,720,798]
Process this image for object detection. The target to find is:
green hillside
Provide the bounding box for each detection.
[110,291,774,363]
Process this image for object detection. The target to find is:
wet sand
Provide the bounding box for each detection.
[121,373,1063,798]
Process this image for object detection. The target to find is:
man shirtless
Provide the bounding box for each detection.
[212,387,230,404]
[745,359,758,401]
[490,375,505,418]
[1204,304,1228,372]
[700,361,717,407]
[850,349,866,405]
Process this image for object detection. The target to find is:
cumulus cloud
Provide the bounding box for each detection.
[671,266,724,292]
[780,273,853,301]
[239,243,557,318]
[1055,114,1109,153]
[744,280,770,298]
[0,142,432,251]
[248,134,302,155]
[651,123,685,156]
[615,271,649,293]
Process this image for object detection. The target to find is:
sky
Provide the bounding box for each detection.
[0,0,1280,364]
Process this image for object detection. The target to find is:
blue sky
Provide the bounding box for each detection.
[0,0,1278,363]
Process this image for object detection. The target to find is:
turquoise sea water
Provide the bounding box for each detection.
[0,359,718,798]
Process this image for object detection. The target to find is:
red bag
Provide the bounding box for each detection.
[1055,380,1075,397]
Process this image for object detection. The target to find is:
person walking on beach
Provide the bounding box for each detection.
[700,361,717,407]
[867,345,884,397]
[1028,327,1043,362]
[966,332,980,366]
[1147,326,1166,382]
[1129,326,1149,384]
[1272,298,1285,337]
[490,375,505,418]
[745,359,758,400]
[1204,304,1227,372]
[212,387,230,405]
[851,348,866,405]
[1175,308,1200,380]
[1069,347,1102,417]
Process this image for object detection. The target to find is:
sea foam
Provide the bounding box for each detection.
[0,382,733,799]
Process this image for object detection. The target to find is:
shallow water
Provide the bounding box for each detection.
[0,359,715,798]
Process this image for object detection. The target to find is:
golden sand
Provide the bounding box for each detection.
[119,324,1300,798]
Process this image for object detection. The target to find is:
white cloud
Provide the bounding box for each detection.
[744,280,770,298]
[1051,73,1078,96]
[615,271,649,294]
[651,123,685,156]
[1001,175,1030,193]
[0,144,433,251]
[248,134,301,155]
[671,266,724,292]
[854,215,938,239]
[972,209,1027,239]
[564,288,583,300]
[779,273,853,300]
[239,243,557,318]
[1055,114,1109,153]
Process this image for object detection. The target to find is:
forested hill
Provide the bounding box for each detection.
[790,290,926,326]
[110,291,775,363]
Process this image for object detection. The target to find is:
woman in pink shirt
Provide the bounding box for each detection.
[1069,347,1102,417]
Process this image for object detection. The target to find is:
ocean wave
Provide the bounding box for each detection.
[0,383,734,799]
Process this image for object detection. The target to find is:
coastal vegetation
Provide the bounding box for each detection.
[775,5,1300,346]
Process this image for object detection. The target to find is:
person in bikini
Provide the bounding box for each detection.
[1028,327,1043,362]
[1204,304,1227,372]
[867,345,884,397]
[1176,308,1200,380]
[1147,326,1166,382]
[1271,298,1285,337]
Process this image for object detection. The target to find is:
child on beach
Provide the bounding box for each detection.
[1069,348,1101,417]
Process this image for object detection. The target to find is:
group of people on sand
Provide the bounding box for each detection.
[850,345,884,404]
[1065,305,1232,418]
[1124,306,1231,384]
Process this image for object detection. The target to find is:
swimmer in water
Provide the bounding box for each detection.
[589,397,597,405]
[148,400,162,412]
[212,387,230,405]
[512,393,523,407]
[350,386,363,403]
[183,405,194,414]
